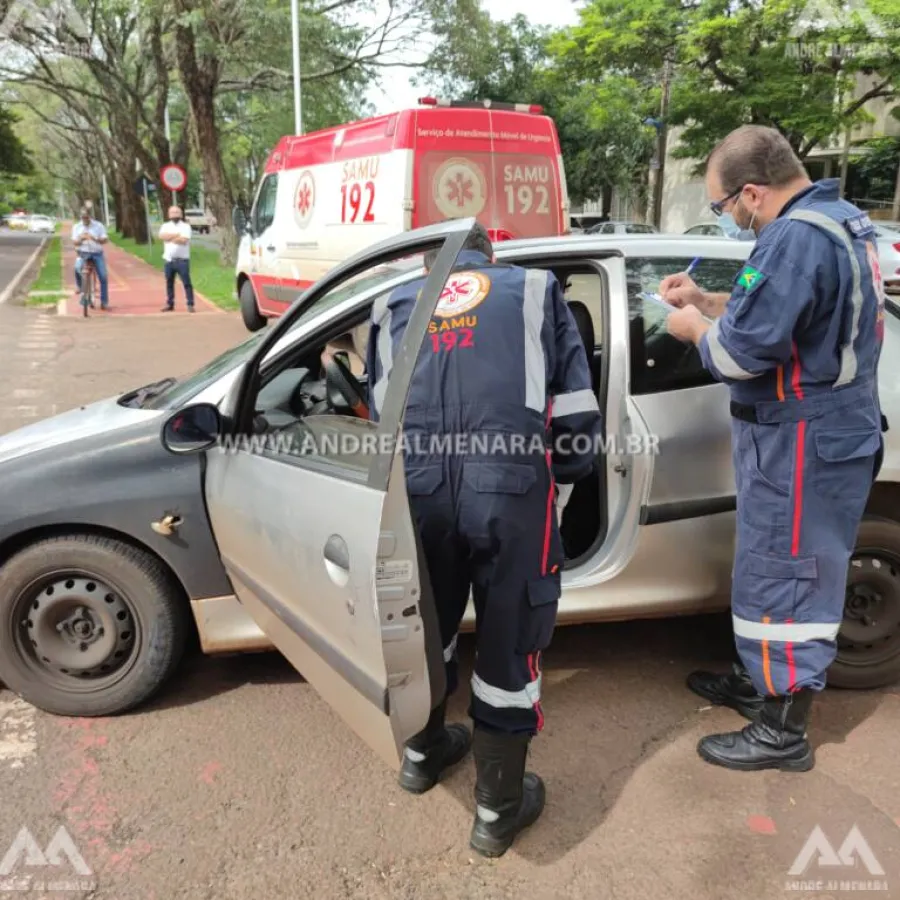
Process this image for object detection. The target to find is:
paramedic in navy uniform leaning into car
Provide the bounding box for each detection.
[663,125,885,773]
[366,223,601,857]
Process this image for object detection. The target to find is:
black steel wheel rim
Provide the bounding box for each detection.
[11,568,143,692]
[839,547,900,668]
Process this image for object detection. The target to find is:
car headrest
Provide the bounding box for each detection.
[567,301,595,356]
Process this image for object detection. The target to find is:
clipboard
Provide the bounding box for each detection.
[637,291,675,314]
[637,291,714,323]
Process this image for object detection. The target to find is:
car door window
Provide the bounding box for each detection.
[626,256,744,394]
[253,174,278,233]
[243,250,438,484]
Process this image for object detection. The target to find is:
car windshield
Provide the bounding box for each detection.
[132,254,425,411]
[132,330,267,410]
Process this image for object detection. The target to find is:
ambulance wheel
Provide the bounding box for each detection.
[240,281,266,332]
[830,516,900,689]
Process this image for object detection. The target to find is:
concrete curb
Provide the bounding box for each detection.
[0,238,47,306]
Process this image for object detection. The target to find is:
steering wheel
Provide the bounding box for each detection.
[325,354,369,419]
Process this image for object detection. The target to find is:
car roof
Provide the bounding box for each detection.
[496,232,752,261]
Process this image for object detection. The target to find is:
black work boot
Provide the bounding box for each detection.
[397,700,471,794]
[469,728,546,858]
[687,662,764,720]
[697,688,815,772]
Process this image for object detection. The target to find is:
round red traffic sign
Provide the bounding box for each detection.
[160,164,187,192]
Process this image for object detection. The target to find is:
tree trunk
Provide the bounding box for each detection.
[112,186,121,232]
[113,155,147,243]
[891,155,900,221]
[602,184,613,217]
[189,93,235,263]
[173,4,235,264]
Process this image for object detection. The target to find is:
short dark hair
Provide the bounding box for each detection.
[707,125,807,195]
[424,220,493,270]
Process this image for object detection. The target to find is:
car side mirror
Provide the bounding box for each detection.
[161,403,222,454]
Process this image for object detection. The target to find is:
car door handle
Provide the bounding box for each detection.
[324,534,351,589]
[324,535,350,570]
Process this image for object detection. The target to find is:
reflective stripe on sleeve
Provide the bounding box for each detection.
[786,209,862,388]
[523,269,548,413]
[706,318,760,380]
[732,614,841,643]
[551,388,599,418]
[371,291,394,415]
[471,672,541,709]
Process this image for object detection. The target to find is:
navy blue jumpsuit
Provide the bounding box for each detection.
[366,249,602,734]
[696,179,886,696]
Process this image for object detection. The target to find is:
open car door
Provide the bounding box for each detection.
[201,219,478,768]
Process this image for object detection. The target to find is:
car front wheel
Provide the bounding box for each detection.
[0,534,189,716]
[829,515,900,689]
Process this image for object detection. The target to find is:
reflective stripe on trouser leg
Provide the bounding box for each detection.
[462,455,561,735]
[731,416,873,694]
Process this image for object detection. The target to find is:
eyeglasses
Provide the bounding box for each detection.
[709,186,743,217]
[710,183,769,217]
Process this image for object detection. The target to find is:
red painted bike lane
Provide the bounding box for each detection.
[61,237,223,317]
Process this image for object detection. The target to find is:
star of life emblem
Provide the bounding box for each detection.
[433,158,486,219]
[433,271,491,318]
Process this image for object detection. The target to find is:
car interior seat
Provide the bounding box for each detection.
[566,300,601,389]
[558,299,603,561]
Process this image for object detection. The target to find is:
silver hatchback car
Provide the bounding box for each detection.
[0,219,898,767]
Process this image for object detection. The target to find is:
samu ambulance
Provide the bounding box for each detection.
[234,97,570,331]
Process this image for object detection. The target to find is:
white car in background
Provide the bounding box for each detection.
[185,209,213,234]
[873,221,900,294]
[28,215,54,234]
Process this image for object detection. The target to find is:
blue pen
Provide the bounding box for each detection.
[686,257,701,274]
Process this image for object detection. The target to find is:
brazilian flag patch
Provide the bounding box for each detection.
[737,264,766,294]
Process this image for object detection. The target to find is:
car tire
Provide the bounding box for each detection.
[0,534,189,717]
[828,515,900,689]
[239,280,267,332]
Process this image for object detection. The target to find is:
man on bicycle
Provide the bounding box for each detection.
[72,206,110,310]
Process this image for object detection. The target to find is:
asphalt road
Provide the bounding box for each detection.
[0,299,898,899]
[0,230,44,300]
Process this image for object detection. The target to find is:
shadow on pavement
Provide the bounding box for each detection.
[142,647,303,714]
[432,614,889,867]
[130,609,890,870]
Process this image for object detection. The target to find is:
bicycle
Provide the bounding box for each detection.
[78,252,99,317]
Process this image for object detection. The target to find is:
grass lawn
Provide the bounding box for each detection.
[109,233,238,311]
[26,236,64,306]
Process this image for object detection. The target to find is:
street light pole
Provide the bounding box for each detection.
[652,56,672,230]
[291,0,302,135]
[164,100,177,206]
